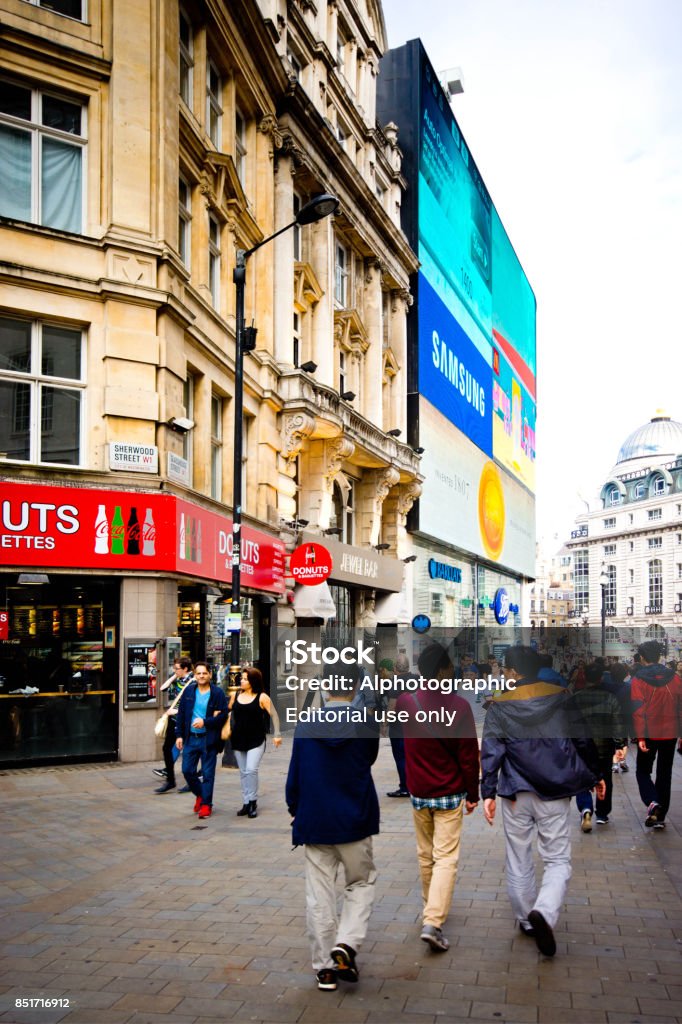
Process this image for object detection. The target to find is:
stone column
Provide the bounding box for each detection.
[273,154,295,365]
[310,219,334,387]
[363,260,383,426]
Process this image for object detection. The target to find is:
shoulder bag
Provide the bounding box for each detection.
[154,689,184,739]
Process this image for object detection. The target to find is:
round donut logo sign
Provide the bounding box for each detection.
[289,543,333,586]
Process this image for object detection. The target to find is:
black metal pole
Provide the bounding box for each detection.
[230,253,246,682]
[601,584,606,658]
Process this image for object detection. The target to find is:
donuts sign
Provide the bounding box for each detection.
[289,543,333,586]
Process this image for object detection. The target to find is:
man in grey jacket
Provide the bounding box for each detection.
[481,646,604,957]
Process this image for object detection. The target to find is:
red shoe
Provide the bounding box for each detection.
[193,796,203,813]
[198,804,212,819]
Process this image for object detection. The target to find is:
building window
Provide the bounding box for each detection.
[607,489,622,505]
[634,483,646,499]
[332,480,354,545]
[677,563,682,580]
[241,415,253,509]
[604,564,617,614]
[603,544,616,556]
[648,508,662,521]
[182,373,194,475]
[292,193,302,261]
[25,0,83,19]
[293,312,301,368]
[208,215,220,309]
[0,79,85,233]
[574,549,589,615]
[652,476,666,495]
[648,537,662,549]
[179,9,193,106]
[648,559,662,609]
[338,351,346,393]
[206,59,222,146]
[335,243,349,306]
[629,541,634,551]
[235,109,246,188]
[178,177,191,267]
[210,394,222,500]
[0,316,84,465]
[287,49,302,82]
[336,29,346,76]
[603,517,616,529]
[629,569,634,583]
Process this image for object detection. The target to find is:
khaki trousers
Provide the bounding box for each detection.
[412,803,464,928]
[304,839,377,971]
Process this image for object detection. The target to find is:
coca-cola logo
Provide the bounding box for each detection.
[94,504,156,558]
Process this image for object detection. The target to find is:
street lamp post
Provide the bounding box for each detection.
[599,563,609,658]
[229,193,339,682]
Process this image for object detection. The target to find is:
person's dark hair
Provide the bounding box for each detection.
[667,660,677,670]
[478,662,491,677]
[504,645,541,679]
[584,663,603,686]
[242,666,263,694]
[194,660,211,674]
[637,640,663,664]
[538,653,553,669]
[418,643,453,678]
[610,662,629,686]
[175,655,193,671]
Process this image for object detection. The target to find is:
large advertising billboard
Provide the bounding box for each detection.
[417,55,537,495]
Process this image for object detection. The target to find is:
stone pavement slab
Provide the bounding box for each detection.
[0,741,680,1024]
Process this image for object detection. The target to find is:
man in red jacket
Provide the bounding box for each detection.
[631,640,682,829]
[396,643,479,953]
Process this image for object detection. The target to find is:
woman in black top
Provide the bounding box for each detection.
[229,667,281,818]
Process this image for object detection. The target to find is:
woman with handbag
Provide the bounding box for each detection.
[228,667,281,818]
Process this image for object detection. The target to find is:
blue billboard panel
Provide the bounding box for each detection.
[418,272,493,458]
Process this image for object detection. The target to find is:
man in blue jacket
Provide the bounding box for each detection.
[481,646,604,957]
[175,661,228,819]
[285,670,379,992]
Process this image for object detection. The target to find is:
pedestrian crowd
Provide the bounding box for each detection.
[150,639,682,992]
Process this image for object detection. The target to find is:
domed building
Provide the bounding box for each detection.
[566,413,682,654]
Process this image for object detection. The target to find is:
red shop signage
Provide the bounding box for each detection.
[289,542,333,586]
[0,481,285,594]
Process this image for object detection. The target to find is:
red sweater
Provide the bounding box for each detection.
[395,690,479,802]
[631,665,682,741]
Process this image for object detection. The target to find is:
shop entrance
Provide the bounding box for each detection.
[0,574,120,768]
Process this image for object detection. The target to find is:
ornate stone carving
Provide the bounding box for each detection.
[397,481,422,518]
[376,466,401,504]
[258,114,284,149]
[325,436,355,485]
[281,412,316,463]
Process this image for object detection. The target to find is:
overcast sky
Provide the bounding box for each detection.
[383,0,682,550]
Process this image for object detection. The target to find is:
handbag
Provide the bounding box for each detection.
[220,709,233,742]
[154,689,184,740]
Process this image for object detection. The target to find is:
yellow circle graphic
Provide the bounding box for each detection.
[478,461,505,560]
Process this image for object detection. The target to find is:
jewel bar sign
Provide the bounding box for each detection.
[0,481,285,594]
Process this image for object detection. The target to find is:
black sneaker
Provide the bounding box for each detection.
[154,782,176,794]
[152,768,167,778]
[527,910,556,957]
[331,943,359,982]
[519,922,535,937]
[420,924,449,952]
[645,803,661,827]
[619,762,629,772]
[386,788,410,797]
[316,968,337,991]
[653,820,666,830]
[595,816,609,824]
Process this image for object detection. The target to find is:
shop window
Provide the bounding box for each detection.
[0,315,84,465]
[0,78,85,233]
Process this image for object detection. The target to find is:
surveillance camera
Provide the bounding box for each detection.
[168,416,195,433]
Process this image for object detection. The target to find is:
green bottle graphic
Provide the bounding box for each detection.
[111,505,125,554]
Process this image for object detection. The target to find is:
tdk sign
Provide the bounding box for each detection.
[428,559,462,583]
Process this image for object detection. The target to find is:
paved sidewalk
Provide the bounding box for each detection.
[0,741,681,1024]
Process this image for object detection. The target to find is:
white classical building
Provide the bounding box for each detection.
[565,414,682,658]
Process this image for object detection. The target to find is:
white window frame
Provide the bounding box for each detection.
[293,311,301,368]
[652,476,666,495]
[24,0,85,20]
[206,58,222,147]
[648,537,662,549]
[208,214,221,309]
[179,8,194,107]
[603,517,616,529]
[634,483,646,499]
[0,78,87,233]
[178,176,191,268]
[607,489,621,506]
[648,559,663,609]
[0,316,85,466]
[648,508,662,521]
[335,242,349,307]
[210,393,223,501]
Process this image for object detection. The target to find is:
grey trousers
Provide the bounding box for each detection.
[304,838,377,971]
[500,792,572,929]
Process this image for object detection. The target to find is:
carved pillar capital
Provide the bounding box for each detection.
[324,436,355,486]
[281,412,316,463]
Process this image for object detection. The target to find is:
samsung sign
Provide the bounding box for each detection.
[428,558,462,583]
[418,274,493,457]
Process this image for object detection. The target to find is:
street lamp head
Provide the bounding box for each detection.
[340,390,356,401]
[300,360,317,373]
[296,193,339,225]
[387,428,402,438]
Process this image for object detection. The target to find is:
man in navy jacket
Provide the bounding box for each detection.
[482,646,603,957]
[286,671,379,993]
[175,661,228,819]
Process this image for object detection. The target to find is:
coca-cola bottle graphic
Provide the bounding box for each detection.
[94,504,108,554]
[178,512,186,560]
[142,508,156,556]
[189,516,197,561]
[305,544,316,565]
[126,507,140,555]
[185,515,192,561]
[111,506,125,554]
[196,520,202,563]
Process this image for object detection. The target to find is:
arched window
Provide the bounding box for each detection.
[648,559,662,611]
[605,564,617,615]
[605,625,620,643]
[645,623,666,644]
